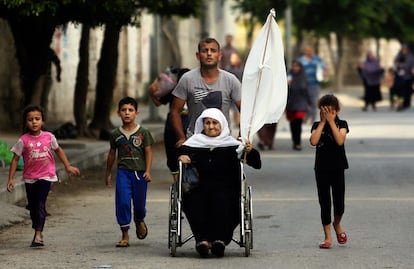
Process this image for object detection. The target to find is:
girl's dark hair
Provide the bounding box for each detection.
[118,97,138,111]
[318,94,340,111]
[22,105,45,133]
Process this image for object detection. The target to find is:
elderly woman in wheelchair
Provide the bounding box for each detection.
[177,108,261,258]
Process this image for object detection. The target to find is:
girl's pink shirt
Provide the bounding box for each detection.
[11,131,59,183]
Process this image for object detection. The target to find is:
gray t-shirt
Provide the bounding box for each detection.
[172,67,241,137]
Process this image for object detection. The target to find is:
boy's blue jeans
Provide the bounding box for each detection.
[115,169,147,231]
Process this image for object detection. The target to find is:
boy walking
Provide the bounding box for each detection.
[105,97,154,247]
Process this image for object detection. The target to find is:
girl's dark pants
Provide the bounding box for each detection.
[25,180,51,231]
[314,169,345,226]
[289,119,303,146]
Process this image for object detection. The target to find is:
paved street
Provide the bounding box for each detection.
[0,93,413,269]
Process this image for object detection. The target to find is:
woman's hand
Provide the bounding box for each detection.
[178,155,191,164]
[244,141,253,153]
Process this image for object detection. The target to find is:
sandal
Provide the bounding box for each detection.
[30,240,44,248]
[136,221,148,240]
[196,241,209,258]
[211,240,225,257]
[116,239,130,247]
[30,236,44,248]
[336,232,348,244]
[319,241,331,249]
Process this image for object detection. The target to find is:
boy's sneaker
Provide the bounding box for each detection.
[136,221,148,239]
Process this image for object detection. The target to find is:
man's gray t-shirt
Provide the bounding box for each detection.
[172,67,241,137]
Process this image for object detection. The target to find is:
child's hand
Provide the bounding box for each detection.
[66,166,80,176]
[7,180,14,193]
[144,172,152,182]
[105,175,112,187]
[322,106,336,122]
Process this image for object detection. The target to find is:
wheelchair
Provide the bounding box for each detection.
[168,160,254,257]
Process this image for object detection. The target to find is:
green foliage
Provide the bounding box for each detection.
[233,0,414,43]
[0,0,203,26]
[232,0,287,23]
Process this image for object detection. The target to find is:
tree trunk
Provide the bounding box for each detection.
[89,24,121,131]
[160,16,181,68]
[7,15,57,107]
[74,24,90,137]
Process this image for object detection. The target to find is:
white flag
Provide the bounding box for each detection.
[240,9,288,144]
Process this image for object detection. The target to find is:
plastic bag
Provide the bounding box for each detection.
[0,140,24,170]
[0,141,13,165]
[182,165,199,193]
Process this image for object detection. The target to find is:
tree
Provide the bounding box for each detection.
[0,0,204,134]
[288,0,414,89]
[233,0,414,90]
[232,0,287,48]
[73,24,90,137]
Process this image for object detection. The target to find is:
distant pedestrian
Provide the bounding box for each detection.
[105,97,154,247]
[220,34,239,71]
[310,94,349,249]
[257,124,277,151]
[6,105,80,248]
[298,45,326,124]
[393,44,414,111]
[286,60,311,150]
[384,67,397,111]
[149,67,190,181]
[226,52,243,128]
[357,51,384,111]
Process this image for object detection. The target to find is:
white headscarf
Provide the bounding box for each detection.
[183,108,243,150]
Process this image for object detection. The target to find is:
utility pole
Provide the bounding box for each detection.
[145,15,163,123]
[284,2,292,70]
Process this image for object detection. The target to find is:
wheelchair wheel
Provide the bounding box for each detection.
[168,184,179,256]
[170,232,177,257]
[244,186,253,256]
[244,231,251,257]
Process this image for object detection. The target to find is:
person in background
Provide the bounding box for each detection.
[149,67,190,180]
[178,108,261,258]
[384,67,397,111]
[226,52,244,128]
[357,51,384,111]
[298,44,326,124]
[257,123,277,151]
[393,44,414,111]
[286,60,311,150]
[310,94,349,249]
[105,97,154,247]
[220,34,239,71]
[7,105,80,248]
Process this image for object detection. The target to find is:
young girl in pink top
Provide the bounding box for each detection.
[7,105,80,247]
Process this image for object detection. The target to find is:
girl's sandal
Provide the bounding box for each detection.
[319,241,331,249]
[336,232,348,244]
[30,239,44,247]
[116,239,130,247]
